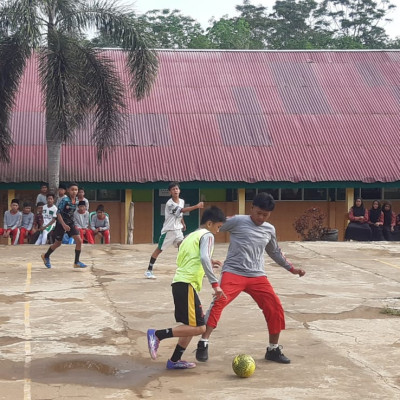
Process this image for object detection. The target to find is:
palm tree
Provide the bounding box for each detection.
[0,0,158,192]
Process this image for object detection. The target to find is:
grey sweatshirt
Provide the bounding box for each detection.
[219,215,293,277]
[3,211,22,230]
[74,210,90,229]
[20,212,34,230]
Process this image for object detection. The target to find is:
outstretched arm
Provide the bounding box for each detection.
[199,233,226,299]
[265,231,306,277]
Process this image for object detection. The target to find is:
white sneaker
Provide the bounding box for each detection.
[144,270,156,279]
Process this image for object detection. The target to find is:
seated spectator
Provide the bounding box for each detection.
[77,187,90,211]
[368,200,384,241]
[18,202,34,244]
[382,201,396,241]
[29,202,45,244]
[74,201,94,244]
[0,199,22,245]
[89,204,110,244]
[55,183,67,207]
[35,193,57,245]
[36,183,48,206]
[345,197,372,241]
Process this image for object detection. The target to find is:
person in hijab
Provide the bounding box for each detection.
[368,200,384,241]
[345,197,372,241]
[381,201,396,241]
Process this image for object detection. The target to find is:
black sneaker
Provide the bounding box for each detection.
[265,345,291,364]
[195,340,209,362]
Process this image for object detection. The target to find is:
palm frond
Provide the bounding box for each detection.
[0,0,42,47]
[64,1,159,99]
[40,30,125,160]
[0,34,31,162]
[70,43,126,161]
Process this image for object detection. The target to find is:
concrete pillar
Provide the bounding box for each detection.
[238,188,245,215]
[345,188,354,212]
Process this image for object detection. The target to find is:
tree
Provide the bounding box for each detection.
[317,0,396,48]
[235,0,270,49]
[206,16,252,49]
[140,8,205,49]
[0,0,158,192]
[267,0,333,49]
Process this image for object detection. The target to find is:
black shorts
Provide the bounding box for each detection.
[172,282,204,327]
[53,222,79,242]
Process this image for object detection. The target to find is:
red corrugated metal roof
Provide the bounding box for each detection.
[2,49,400,184]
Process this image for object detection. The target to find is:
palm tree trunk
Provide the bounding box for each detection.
[46,118,62,194]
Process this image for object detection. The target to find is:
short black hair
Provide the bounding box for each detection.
[40,183,48,188]
[36,201,45,207]
[168,181,180,191]
[201,206,226,225]
[59,183,67,190]
[23,202,32,208]
[96,204,105,212]
[252,192,275,211]
[46,193,55,199]
[67,182,78,189]
[11,198,19,205]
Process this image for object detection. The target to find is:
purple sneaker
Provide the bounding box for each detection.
[166,359,196,370]
[147,329,160,360]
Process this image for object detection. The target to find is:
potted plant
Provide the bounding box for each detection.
[293,207,338,241]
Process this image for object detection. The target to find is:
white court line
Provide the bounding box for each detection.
[24,263,32,400]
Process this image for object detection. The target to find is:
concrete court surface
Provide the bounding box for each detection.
[0,241,400,400]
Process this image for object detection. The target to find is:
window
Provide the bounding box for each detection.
[304,188,327,201]
[258,188,279,200]
[360,187,382,200]
[384,188,400,200]
[83,189,122,201]
[281,188,302,200]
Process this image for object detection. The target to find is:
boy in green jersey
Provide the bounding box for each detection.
[146,206,226,370]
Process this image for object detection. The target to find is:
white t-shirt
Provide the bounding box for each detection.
[42,205,57,230]
[161,198,184,233]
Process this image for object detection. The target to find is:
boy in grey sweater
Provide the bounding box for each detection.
[0,199,22,245]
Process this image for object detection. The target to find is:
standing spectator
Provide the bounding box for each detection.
[55,183,67,207]
[89,204,110,244]
[77,187,90,211]
[35,194,57,245]
[382,201,396,241]
[36,183,48,206]
[74,201,93,244]
[18,202,34,244]
[0,199,22,245]
[368,200,384,241]
[29,202,44,244]
[345,197,372,241]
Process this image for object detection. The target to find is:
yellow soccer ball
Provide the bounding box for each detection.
[232,354,256,378]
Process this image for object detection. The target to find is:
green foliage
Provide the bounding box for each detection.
[207,17,252,49]
[0,0,158,190]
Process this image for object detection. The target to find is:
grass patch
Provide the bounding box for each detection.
[381,307,400,316]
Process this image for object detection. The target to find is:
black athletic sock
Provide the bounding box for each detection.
[155,328,174,341]
[74,250,81,264]
[171,344,186,362]
[44,247,54,258]
[148,257,156,271]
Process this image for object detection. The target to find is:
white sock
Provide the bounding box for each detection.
[199,338,208,342]
[268,343,279,350]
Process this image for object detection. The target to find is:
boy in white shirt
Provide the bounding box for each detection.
[145,182,204,279]
[35,194,57,245]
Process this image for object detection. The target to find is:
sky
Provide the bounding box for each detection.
[127,0,400,39]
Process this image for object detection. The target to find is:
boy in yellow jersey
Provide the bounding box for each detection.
[146,206,226,370]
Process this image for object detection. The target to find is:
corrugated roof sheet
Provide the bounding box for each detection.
[2,49,400,184]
